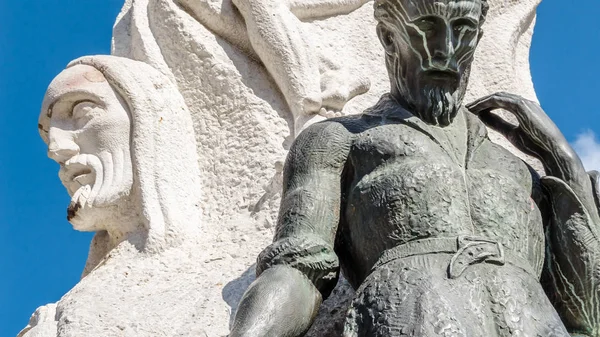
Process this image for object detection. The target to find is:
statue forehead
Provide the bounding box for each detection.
[42,65,111,116]
[39,64,116,143]
[392,0,482,21]
[46,65,107,99]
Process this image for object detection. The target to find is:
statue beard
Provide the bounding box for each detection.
[391,57,469,127]
[64,150,133,230]
[416,83,462,127]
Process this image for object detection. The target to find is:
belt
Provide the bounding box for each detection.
[372,236,537,279]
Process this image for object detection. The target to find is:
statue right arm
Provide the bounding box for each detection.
[230,120,353,337]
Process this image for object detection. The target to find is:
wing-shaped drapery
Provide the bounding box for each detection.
[542,171,600,337]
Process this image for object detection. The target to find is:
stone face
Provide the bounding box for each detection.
[40,63,135,240]
[23,0,548,336]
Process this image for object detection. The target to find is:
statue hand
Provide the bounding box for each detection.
[466,92,568,160]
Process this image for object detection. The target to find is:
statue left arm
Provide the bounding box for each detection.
[468,93,600,336]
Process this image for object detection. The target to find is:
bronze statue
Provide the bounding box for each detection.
[230,0,600,335]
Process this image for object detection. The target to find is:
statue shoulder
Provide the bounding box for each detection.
[294,116,359,149]
[289,117,360,168]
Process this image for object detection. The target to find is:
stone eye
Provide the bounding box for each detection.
[452,19,476,34]
[415,18,436,32]
[72,101,97,120]
[72,101,100,128]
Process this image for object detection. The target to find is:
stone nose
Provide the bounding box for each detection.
[431,47,454,66]
[47,128,80,163]
[429,30,456,70]
[434,43,451,57]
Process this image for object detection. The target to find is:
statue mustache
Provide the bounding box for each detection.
[421,68,460,84]
[65,150,129,220]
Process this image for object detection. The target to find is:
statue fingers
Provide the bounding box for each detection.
[318,107,343,119]
[478,110,543,155]
[466,92,524,115]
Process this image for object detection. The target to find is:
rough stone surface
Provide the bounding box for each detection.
[22,0,545,336]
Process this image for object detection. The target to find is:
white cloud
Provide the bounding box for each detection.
[572,130,600,172]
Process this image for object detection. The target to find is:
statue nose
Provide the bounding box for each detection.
[432,42,453,61]
[430,31,455,68]
[47,128,80,163]
[431,48,458,72]
[434,49,449,59]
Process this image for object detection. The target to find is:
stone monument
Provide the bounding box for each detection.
[21,0,585,336]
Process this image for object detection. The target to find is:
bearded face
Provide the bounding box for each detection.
[376,0,484,126]
[40,64,133,231]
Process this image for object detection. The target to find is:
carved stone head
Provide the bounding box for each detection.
[39,55,202,257]
[375,0,489,126]
[40,64,133,231]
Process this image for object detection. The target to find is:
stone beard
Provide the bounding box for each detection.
[391,57,471,126]
[24,0,600,337]
[62,108,133,225]
[375,0,487,126]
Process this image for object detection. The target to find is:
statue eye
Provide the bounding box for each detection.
[453,24,470,33]
[415,18,436,32]
[72,101,96,118]
[72,101,99,126]
[452,19,476,33]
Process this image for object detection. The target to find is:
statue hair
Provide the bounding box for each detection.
[374,0,489,26]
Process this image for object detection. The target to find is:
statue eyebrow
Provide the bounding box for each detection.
[451,17,477,25]
[46,91,104,119]
[408,11,479,24]
[41,91,105,138]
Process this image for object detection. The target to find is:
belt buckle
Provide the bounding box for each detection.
[448,235,505,279]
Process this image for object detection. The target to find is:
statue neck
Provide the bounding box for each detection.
[80,200,147,278]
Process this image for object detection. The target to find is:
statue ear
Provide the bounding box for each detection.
[377,23,396,55]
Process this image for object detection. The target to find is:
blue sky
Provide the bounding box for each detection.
[1,1,599,336]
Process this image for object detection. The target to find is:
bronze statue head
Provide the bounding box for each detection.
[375,0,489,126]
